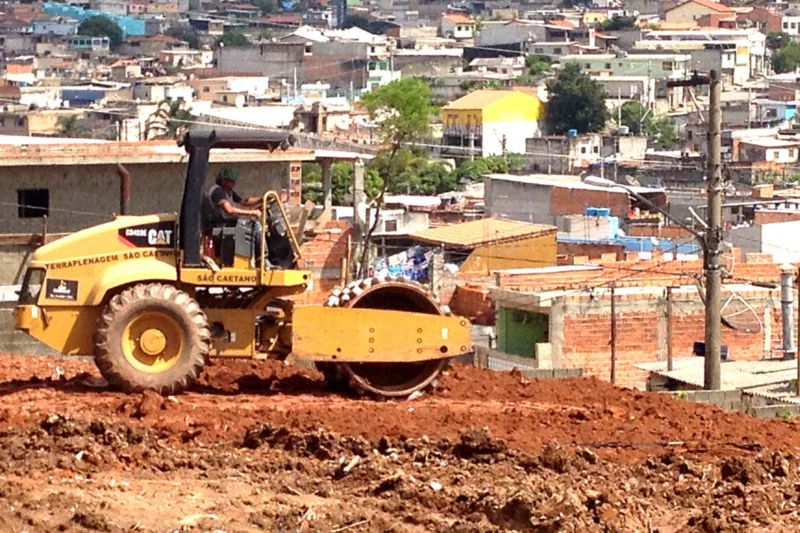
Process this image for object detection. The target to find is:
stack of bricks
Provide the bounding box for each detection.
[449,284,495,325]
[293,220,353,306]
[494,253,793,293]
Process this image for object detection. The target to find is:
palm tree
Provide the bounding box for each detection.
[144,99,195,140]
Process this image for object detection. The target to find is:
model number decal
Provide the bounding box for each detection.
[118,221,175,248]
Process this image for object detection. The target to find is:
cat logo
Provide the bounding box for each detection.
[147,228,173,246]
[119,221,175,248]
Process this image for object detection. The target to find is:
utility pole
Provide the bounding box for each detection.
[468,132,475,161]
[704,69,723,391]
[666,69,723,390]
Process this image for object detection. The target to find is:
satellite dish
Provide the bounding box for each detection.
[694,278,763,334]
[623,175,641,187]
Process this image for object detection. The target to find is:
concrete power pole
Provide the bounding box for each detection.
[667,69,723,390]
[704,69,723,390]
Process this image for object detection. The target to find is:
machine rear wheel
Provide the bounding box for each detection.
[323,278,451,398]
[94,283,210,394]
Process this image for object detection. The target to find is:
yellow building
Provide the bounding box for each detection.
[582,11,609,25]
[441,89,543,157]
[411,217,557,275]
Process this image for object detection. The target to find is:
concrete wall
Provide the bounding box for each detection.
[217,43,306,77]
[485,177,554,223]
[0,161,289,234]
[731,220,800,264]
[475,21,546,47]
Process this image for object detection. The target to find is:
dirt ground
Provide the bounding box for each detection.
[2,355,800,532]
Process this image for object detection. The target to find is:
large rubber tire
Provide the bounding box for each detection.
[94,283,210,394]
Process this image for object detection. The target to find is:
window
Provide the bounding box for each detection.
[553,47,561,54]
[18,189,49,218]
[790,149,796,158]
[784,22,789,29]
[605,62,611,69]
[384,219,397,232]
[593,146,599,153]
[581,146,587,154]
[203,86,209,92]
[534,47,543,53]
[662,61,672,71]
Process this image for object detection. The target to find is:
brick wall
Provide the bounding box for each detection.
[557,241,625,262]
[550,186,630,218]
[626,225,694,239]
[553,286,786,388]
[754,210,800,225]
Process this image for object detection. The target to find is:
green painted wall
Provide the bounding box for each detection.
[497,307,549,358]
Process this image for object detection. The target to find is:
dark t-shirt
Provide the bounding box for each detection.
[206,184,243,224]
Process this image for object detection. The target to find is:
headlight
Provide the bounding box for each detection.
[18,268,45,304]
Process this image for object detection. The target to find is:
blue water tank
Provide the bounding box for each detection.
[567,129,578,137]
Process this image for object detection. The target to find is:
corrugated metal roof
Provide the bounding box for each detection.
[411,217,556,248]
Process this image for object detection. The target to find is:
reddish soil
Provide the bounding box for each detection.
[1,354,800,532]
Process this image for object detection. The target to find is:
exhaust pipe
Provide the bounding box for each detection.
[781,266,796,359]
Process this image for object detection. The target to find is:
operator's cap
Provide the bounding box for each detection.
[217,167,240,181]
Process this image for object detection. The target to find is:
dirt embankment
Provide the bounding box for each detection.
[1,354,800,532]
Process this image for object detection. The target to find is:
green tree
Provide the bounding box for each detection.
[525,54,551,78]
[767,31,791,51]
[615,101,678,147]
[78,15,123,48]
[773,42,800,74]
[596,15,637,31]
[617,101,649,135]
[367,149,456,195]
[645,116,679,148]
[546,63,609,134]
[56,115,81,137]
[301,161,354,205]
[218,29,249,47]
[252,0,278,14]
[455,154,525,182]
[359,78,436,272]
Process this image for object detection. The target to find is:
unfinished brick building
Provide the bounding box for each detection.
[485,257,797,389]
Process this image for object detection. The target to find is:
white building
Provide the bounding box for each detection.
[781,8,800,36]
[439,13,476,40]
[635,28,767,86]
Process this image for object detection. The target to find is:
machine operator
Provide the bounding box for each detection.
[203,167,264,264]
